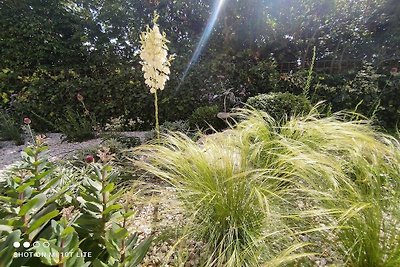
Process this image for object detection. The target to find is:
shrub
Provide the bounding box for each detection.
[0,137,71,266]
[114,135,141,148]
[160,120,190,133]
[0,136,151,266]
[101,133,142,149]
[242,57,281,96]
[145,120,191,141]
[311,64,386,121]
[342,63,382,116]
[72,150,152,266]
[246,92,312,121]
[0,110,24,145]
[57,108,95,142]
[375,74,400,129]
[189,105,225,131]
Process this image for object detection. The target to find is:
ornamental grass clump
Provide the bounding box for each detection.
[235,108,400,266]
[132,107,400,266]
[133,127,331,265]
[139,12,174,141]
[132,132,302,266]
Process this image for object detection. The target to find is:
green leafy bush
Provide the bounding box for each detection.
[71,151,152,266]
[238,56,280,96]
[0,137,151,266]
[311,64,388,122]
[375,74,400,129]
[114,135,141,148]
[189,105,225,131]
[341,63,382,115]
[101,133,142,149]
[246,92,312,120]
[146,120,192,141]
[160,120,190,133]
[278,69,314,95]
[0,137,68,266]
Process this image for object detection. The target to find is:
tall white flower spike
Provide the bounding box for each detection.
[139,12,174,94]
[139,12,174,141]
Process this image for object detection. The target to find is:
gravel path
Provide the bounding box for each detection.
[0,132,148,178]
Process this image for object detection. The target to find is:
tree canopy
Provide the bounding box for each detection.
[0,0,399,130]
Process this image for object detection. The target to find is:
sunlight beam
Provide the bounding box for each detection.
[176,0,226,90]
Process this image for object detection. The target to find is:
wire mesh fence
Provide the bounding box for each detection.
[277,58,400,74]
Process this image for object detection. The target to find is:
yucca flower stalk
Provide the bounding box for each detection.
[139,12,174,141]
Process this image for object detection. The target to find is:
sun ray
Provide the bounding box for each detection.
[176,0,226,90]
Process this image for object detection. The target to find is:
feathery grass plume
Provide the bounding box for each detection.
[304,46,316,97]
[235,108,400,266]
[139,11,174,142]
[131,131,313,266]
[131,107,400,266]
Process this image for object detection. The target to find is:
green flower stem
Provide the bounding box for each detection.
[154,90,160,143]
[27,124,35,145]
[101,166,108,242]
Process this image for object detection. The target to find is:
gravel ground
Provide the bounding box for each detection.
[0,132,148,178]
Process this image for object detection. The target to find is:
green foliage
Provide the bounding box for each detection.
[246,92,312,120]
[248,58,281,94]
[0,140,63,241]
[146,120,192,141]
[377,74,400,129]
[342,63,382,115]
[0,110,24,145]
[0,230,21,267]
[33,218,87,266]
[70,157,152,266]
[0,138,151,266]
[189,105,225,131]
[113,135,141,148]
[57,108,95,142]
[160,120,190,133]
[0,140,65,266]
[101,133,142,150]
[310,64,400,128]
[1,0,399,132]
[236,109,400,266]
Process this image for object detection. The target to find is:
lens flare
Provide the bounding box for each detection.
[176,0,226,90]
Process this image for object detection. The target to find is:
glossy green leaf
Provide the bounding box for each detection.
[19,193,46,216]
[27,209,59,235]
